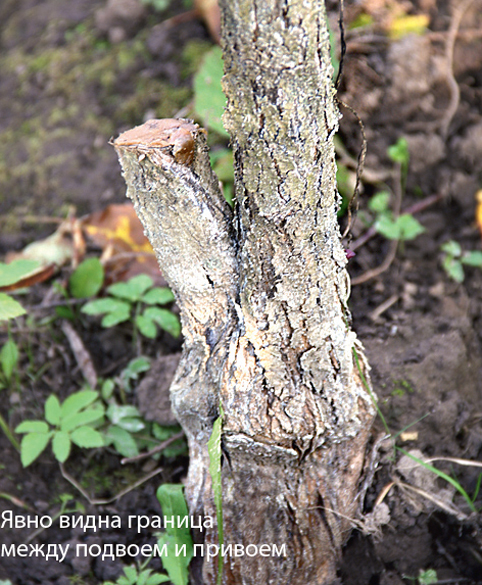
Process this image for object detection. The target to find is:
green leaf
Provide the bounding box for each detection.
[121,565,138,585]
[368,191,390,214]
[193,46,228,137]
[418,569,438,585]
[108,275,153,302]
[144,307,181,338]
[135,313,157,338]
[60,408,105,432]
[141,287,175,305]
[441,240,462,257]
[157,533,191,585]
[461,250,482,267]
[0,260,41,287]
[45,395,61,426]
[0,292,26,321]
[156,483,193,583]
[157,484,191,531]
[210,149,234,183]
[107,404,144,433]
[374,214,401,240]
[69,258,104,299]
[152,424,182,441]
[104,425,139,458]
[387,137,409,166]
[20,432,51,467]
[101,378,115,400]
[0,339,19,382]
[52,431,71,463]
[15,420,50,434]
[442,256,464,283]
[70,426,104,448]
[146,573,170,585]
[55,305,76,321]
[208,407,224,583]
[60,390,98,419]
[396,214,425,241]
[81,298,131,327]
[123,356,151,377]
[137,569,151,585]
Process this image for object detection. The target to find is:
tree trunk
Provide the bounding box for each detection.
[113,2,375,584]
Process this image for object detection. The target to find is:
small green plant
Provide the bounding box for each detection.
[391,378,415,397]
[403,568,438,585]
[0,337,21,449]
[441,240,482,283]
[417,569,438,585]
[81,274,180,339]
[367,190,425,242]
[103,564,169,585]
[156,484,194,585]
[15,389,105,467]
[387,136,409,184]
[100,358,186,459]
[358,137,425,243]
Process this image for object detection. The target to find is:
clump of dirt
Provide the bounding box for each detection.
[1,0,482,584]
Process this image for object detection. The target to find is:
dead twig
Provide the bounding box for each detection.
[439,0,476,138]
[121,430,185,465]
[369,294,399,321]
[60,320,98,388]
[59,463,163,505]
[395,478,468,521]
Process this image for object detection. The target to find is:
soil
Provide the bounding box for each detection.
[1,1,482,584]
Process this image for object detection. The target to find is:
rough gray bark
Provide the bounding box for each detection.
[114,2,375,584]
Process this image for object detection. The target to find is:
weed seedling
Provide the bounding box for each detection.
[156,484,194,585]
[82,274,180,340]
[403,568,438,585]
[99,358,185,459]
[441,240,482,283]
[15,389,105,467]
[103,564,169,585]
[366,190,425,242]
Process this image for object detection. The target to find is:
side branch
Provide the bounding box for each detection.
[113,119,239,338]
[113,119,239,519]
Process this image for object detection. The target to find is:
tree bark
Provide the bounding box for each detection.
[114,2,375,584]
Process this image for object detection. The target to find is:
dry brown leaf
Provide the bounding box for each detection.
[476,190,482,238]
[81,203,166,286]
[6,220,78,269]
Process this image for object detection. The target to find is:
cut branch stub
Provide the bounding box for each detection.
[113,119,239,525]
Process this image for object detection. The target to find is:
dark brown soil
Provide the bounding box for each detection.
[1,1,482,584]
